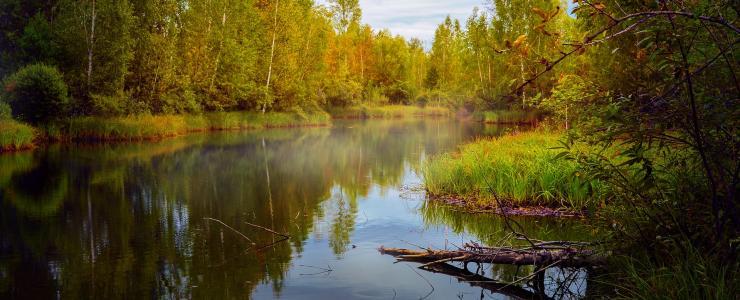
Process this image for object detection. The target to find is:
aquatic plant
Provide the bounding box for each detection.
[423,131,607,210]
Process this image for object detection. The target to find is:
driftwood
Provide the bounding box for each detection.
[379,242,605,268]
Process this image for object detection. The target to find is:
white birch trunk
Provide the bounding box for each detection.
[264,0,279,114]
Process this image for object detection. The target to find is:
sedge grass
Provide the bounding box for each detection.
[0,120,37,151]
[67,111,331,141]
[423,131,606,210]
[602,247,737,300]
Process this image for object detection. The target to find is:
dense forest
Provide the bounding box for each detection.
[1,0,426,117]
[1,0,595,120]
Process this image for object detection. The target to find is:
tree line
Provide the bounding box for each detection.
[0,0,432,118]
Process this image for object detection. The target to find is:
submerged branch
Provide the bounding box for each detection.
[204,217,257,245]
[245,221,290,238]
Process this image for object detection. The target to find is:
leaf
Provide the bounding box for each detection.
[552,151,570,161]
[512,34,527,48]
[532,7,549,21]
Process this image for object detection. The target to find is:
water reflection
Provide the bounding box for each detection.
[0,120,593,299]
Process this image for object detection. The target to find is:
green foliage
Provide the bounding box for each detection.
[2,63,71,124]
[473,110,541,124]
[0,119,37,151]
[533,75,595,129]
[0,101,11,120]
[323,77,363,106]
[423,131,607,210]
[606,248,737,300]
[66,111,331,141]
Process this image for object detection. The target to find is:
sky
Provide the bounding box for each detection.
[315,1,578,48]
[316,0,486,44]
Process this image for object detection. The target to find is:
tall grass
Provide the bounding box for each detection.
[67,111,331,141]
[329,105,450,119]
[603,247,737,300]
[0,120,37,151]
[423,131,606,210]
[473,110,542,124]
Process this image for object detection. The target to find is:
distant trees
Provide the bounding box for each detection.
[0,0,436,119]
[0,0,601,119]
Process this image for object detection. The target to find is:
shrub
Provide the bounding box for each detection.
[323,78,362,107]
[0,120,37,151]
[2,64,71,124]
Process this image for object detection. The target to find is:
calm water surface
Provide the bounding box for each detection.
[0,119,594,299]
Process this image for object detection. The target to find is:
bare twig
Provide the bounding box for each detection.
[407,265,435,300]
[298,264,333,276]
[204,217,256,245]
[245,221,290,238]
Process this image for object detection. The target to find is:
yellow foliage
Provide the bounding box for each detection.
[512,35,527,48]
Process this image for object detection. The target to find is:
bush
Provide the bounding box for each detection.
[323,78,362,107]
[0,119,37,151]
[2,64,71,124]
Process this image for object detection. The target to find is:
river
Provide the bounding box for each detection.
[0,119,593,299]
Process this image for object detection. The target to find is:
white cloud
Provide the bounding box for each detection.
[316,0,486,43]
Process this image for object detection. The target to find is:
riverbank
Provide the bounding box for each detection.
[0,120,37,151]
[328,105,450,119]
[472,110,543,124]
[0,111,331,152]
[0,105,456,153]
[65,111,332,141]
[423,131,606,213]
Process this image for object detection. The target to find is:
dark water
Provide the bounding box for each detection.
[0,119,594,299]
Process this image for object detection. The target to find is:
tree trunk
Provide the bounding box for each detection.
[264,0,279,114]
[87,0,97,89]
[209,6,228,92]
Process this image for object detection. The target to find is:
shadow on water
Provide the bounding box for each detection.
[0,120,597,299]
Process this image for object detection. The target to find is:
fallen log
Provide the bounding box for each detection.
[379,242,605,268]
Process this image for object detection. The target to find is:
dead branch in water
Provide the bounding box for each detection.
[244,221,290,238]
[379,242,605,268]
[298,264,333,276]
[204,217,256,245]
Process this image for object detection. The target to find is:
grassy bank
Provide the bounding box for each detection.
[329,105,450,119]
[0,111,331,152]
[473,110,542,124]
[0,120,37,151]
[423,131,606,210]
[67,111,331,141]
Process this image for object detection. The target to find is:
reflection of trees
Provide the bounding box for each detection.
[0,119,491,298]
[3,159,68,218]
[326,188,358,255]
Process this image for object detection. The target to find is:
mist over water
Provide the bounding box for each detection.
[0,120,592,299]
